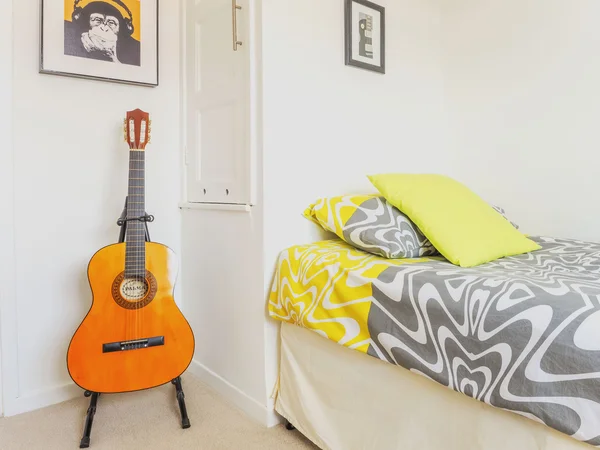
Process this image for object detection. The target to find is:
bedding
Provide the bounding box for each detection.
[368,173,540,267]
[491,204,520,229]
[268,236,600,446]
[304,195,437,259]
[304,195,518,260]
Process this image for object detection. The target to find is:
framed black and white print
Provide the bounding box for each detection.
[40,0,159,86]
[345,0,385,74]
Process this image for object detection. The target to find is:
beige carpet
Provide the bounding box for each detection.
[0,376,318,450]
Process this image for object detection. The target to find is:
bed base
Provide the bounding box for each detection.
[276,322,591,450]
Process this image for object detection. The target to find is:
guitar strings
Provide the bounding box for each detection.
[134,133,139,343]
[143,133,146,346]
[128,132,132,342]
[125,117,148,346]
[126,130,131,342]
[136,133,141,344]
[136,146,139,343]
[138,122,146,346]
[136,140,141,342]
[129,119,137,343]
[138,133,143,345]
[130,130,135,342]
[136,138,139,343]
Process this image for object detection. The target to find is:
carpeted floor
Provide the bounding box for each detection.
[0,375,318,450]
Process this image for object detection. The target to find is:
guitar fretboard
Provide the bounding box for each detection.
[125,150,146,279]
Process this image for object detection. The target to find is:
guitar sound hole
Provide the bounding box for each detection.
[112,271,158,310]
[121,278,149,301]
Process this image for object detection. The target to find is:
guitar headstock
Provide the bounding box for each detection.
[123,109,152,151]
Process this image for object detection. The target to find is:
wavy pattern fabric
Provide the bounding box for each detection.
[304,195,519,259]
[269,240,428,352]
[491,204,520,229]
[304,195,438,258]
[268,237,600,447]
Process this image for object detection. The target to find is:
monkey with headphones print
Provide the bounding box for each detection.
[64,0,141,66]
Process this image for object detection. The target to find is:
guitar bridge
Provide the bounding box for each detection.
[102,336,164,353]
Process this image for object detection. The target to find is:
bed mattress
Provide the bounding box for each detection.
[268,236,600,446]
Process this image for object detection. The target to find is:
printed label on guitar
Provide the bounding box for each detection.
[112,270,158,310]
[121,278,149,301]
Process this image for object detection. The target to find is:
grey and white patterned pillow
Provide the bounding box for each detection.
[305,196,519,260]
[341,197,438,259]
[491,205,520,230]
[305,195,438,259]
[343,199,520,258]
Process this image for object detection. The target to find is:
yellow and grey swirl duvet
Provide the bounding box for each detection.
[268,236,600,446]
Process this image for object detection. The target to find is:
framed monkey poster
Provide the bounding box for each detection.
[40,0,159,86]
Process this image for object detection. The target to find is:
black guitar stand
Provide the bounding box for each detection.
[79,198,190,449]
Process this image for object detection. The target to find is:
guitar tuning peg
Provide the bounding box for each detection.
[123,118,128,142]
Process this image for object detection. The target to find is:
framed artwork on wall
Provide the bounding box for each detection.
[40,0,159,87]
[345,0,385,74]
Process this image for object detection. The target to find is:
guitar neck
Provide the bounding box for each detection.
[125,149,146,279]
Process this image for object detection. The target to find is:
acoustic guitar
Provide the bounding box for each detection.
[67,109,195,393]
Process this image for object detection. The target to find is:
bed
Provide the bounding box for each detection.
[268,236,600,450]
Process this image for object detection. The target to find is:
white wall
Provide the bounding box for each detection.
[0,0,14,418]
[181,0,448,426]
[181,206,272,422]
[261,0,449,398]
[442,0,600,242]
[261,0,449,264]
[179,0,274,425]
[0,0,182,416]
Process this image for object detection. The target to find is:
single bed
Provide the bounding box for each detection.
[268,236,600,450]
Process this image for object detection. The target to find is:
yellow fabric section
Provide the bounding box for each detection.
[368,174,541,267]
[303,195,377,236]
[64,0,141,42]
[268,239,430,353]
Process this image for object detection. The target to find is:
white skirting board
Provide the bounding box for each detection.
[3,382,82,417]
[187,359,280,428]
[1,361,278,427]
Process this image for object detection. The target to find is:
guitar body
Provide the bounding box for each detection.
[67,242,195,393]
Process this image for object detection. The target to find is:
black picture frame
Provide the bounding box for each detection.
[345,0,385,74]
[39,0,159,87]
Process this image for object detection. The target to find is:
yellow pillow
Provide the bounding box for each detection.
[368,174,541,267]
